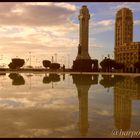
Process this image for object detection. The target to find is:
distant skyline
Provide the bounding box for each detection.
[0,2,140,68]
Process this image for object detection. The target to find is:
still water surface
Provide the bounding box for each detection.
[0,73,140,138]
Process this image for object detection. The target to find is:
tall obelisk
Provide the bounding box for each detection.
[76,5,91,60]
[72,5,97,72]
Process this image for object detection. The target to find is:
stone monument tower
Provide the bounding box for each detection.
[76,5,91,60]
[72,5,98,72]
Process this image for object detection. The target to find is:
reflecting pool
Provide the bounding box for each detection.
[0,73,140,138]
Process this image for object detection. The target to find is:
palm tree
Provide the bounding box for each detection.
[100,57,124,72]
[100,58,115,72]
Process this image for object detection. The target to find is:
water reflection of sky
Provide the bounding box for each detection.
[0,73,140,138]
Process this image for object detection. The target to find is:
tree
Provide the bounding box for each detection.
[100,58,115,72]
[100,57,124,72]
[8,58,25,69]
[8,62,17,69]
[42,60,51,69]
[12,58,25,68]
[50,63,60,70]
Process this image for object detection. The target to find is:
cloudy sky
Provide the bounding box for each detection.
[0,2,140,68]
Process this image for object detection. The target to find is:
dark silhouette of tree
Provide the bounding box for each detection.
[100,58,115,72]
[9,73,25,85]
[8,58,25,69]
[12,58,25,67]
[50,63,60,70]
[8,62,17,69]
[100,58,124,72]
[42,60,51,69]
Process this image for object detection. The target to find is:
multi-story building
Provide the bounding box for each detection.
[114,8,140,72]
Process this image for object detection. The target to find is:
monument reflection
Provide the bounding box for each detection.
[71,74,98,136]
[72,74,140,136]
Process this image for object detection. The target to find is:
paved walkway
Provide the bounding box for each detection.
[0,71,140,77]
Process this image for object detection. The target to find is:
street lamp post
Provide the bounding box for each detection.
[54,53,57,63]
[29,52,31,67]
[51,56,54,63]
[68,54,70,69]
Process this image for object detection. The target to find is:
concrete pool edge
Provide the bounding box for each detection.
[0,71,140,77]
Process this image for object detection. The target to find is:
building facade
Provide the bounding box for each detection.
[114,8,140,72]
